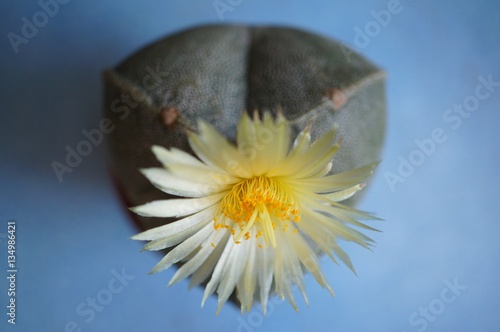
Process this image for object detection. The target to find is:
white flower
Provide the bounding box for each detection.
[131,111,379,314]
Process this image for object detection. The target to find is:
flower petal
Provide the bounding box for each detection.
[321,184,364,202]
[141,217,211,251]
[149,223,214,274]
[215,240,248,314]
[274,254,298,310]
[131,194,224,218]
[275,229,308,307]
[325,199,381,221]
[330,238,357,274]
[290,143,339,179]
[202,238,235,307]
[289,162,378,193]
[250,113,290,175]
[258,243,274,314]
[308,197,380,232]
[237,239,257,312]
[131,206,216,241]
[167,163,238,185]
[296,220,338,263]
[188,232,229,289]
[297,221,356,273]
[152,145,207,168]
[189,121,251,177]
[290,230,334,296]
[301,207,374,248]
[236,112,256,156]
[288,125,311,157]
[140,168,224,197]
[274,128,337,178]
[168,229,227,286]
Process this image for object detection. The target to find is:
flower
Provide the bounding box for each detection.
[131,111,379,314]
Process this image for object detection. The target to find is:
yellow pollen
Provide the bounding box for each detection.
[213,176,301,247]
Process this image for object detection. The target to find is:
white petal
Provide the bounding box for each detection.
[273,242,285,299]
[258,244,274,314]
[292,144,339,179]
[250,112,290,175]
[284,234,309,305]
[131,194,224,218]
[330,238,357,274]
[323,198,381,220]
[268,113,291,163]
[301,207,373,248]
[141,217,211,251]
[273,237,299,310]
[288,126,311,157]
[189,121,251,177]
[322,184,364,202]
[131,206,216,241]
[167,163,238,185]
[152,145,207,168]
[168,230,226,286]
[189,232,230,289]
[296,221,338,263]
[237,240,257,312]
[312,200,379,232]
[215,241,248,314]
[273,128,336,178]
[149,223,214,274]
[290,232,334,296]
[274,230,307,309]
[236,112,256,155]
[141,168,224,197]
[202,237,235,306]
[288,162,378,193]
[297,221,356,273]
[309,161,333,178]
[153,145,239,185]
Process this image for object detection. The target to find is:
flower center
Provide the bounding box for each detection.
[214,176,300,247]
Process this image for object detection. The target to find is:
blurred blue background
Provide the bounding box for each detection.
[1,0,499,331]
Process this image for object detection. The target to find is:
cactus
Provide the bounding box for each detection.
[103,24,386,307]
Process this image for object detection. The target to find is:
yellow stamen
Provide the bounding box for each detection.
[235,208,258,241]
[214,176,301,247]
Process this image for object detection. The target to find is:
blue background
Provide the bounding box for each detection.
[1,0,499,331]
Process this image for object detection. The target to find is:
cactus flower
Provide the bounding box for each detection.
[131,111,379,314]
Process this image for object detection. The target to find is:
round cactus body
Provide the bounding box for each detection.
[104,24,386,308]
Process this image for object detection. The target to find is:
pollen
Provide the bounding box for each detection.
[214,176,301,247]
